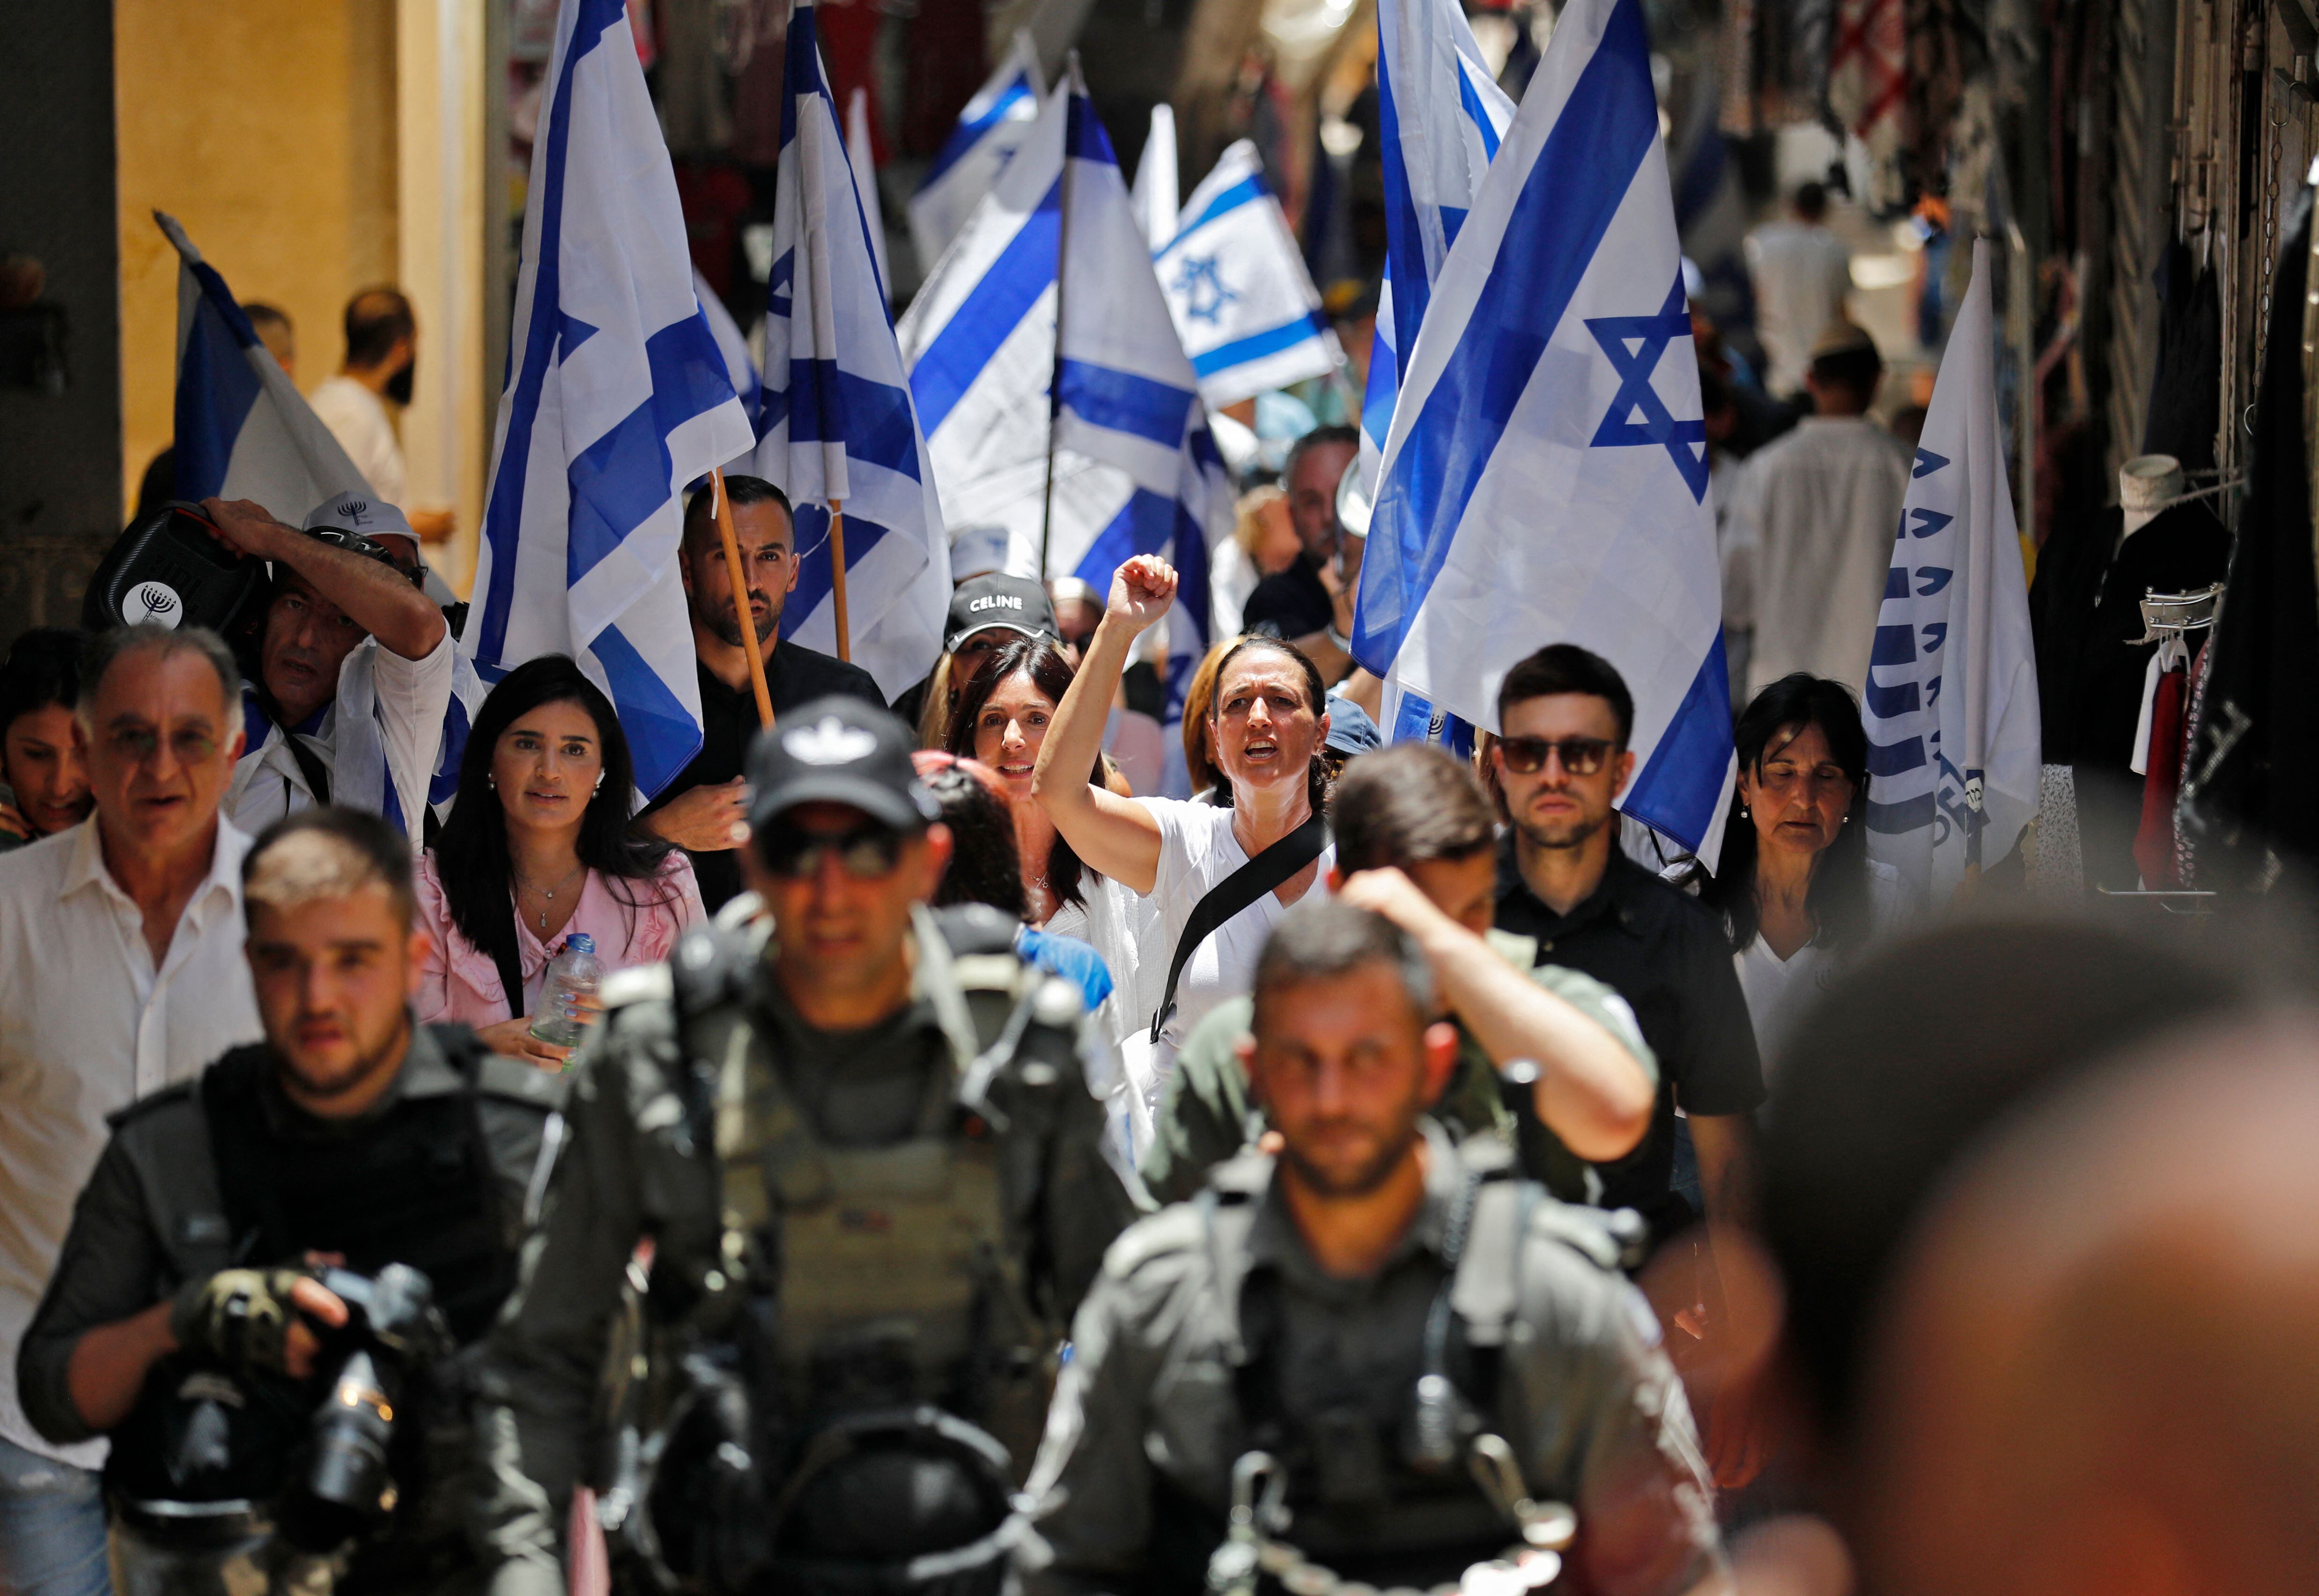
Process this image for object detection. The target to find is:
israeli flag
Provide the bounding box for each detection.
[908,31,1045,274]
[1863,238,2041,903]
[1354,0,1735,860]
[1154,140,1339,410]
[462,0,758,802]
[694,267,761,422]
[156,212,371,520]
[1358,0,1516,495]
[750,0,949,698]
[900,65,1231,719]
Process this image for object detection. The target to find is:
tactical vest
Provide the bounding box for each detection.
[665,904,1086,1459]
[199,1030,517,1343]
[1156,1140,1631,1594]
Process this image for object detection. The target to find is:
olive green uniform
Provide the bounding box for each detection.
[470,906,1140,1596]
[1140,931,1657,1205]
[1016,1127,1721,1596]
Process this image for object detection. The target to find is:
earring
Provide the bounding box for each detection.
[594,772,606,794]
[487,774,496,790]
[1737,803,1748,817]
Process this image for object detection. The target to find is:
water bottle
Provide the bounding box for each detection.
[529,933,602,1049]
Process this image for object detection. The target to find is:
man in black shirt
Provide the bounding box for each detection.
[1486,644,1763,1242]
[1487,647,1764,1492]
[1241,424,1358,661]
[639,475,884,909]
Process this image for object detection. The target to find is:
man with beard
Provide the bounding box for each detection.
[638,475,884,909]
[1016,899,1722,1596]
[309,288,456,545]
[16,808,564,1594]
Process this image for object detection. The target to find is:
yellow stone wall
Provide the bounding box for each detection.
[115,0,400,513]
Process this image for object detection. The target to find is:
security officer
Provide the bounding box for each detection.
[1018,901,1724,1596]
[471,696,1139,1596]
[15,807,566,1595]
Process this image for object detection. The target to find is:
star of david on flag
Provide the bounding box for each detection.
[1169,255,1236,325]
[1585,272,1709,504]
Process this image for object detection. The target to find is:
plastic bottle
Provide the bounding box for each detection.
[529,933,603,1049]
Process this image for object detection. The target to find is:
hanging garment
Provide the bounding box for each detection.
[2132,644,2190,887]
[2142,240,2222,472]
[2181,186,2319,887]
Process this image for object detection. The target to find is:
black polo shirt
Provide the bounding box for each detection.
[1493,840,1764,1231]
[1241,552,1335,639]
[642,642,886,908]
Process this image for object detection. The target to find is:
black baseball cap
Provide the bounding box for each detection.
[944,573,1058,654]
[744,696,940,838]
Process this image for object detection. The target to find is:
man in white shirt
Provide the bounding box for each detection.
[1743,182,1855,400]
[210,492,453,844]
[1722,320,1912,702]
[307,287,456,544]
[0,625,262,1596]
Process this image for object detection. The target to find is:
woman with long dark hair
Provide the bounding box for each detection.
[1034,555,1332,1127]
[945,637,1100,925]
[1699,672,1899,1073]
[416,655,702,1064]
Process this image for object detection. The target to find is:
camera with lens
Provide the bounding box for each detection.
[274,1264,453,1556]
[111,1264,453,1596]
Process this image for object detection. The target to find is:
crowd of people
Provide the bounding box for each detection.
[0,200,2294,1596]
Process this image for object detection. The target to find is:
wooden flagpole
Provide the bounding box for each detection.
[828,498,852,661]
[711,466,775,727]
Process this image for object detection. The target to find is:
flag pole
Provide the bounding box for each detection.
[829,498,852,660]
[1039,62,1080,584]
[712,466,776,727]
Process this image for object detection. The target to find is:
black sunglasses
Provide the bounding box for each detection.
[1496,735,1617,777]
[306,525,426,588]
[756,822,906,881]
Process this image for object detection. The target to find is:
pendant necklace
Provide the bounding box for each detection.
[516,864,585,931]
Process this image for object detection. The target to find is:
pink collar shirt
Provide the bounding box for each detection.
[414,851,704,1027]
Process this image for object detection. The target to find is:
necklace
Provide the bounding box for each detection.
[513,863,586,931]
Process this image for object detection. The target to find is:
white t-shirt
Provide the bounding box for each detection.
[1136,796,1334,1086]
[309,374,406,508]
[1738,858,1906,1089]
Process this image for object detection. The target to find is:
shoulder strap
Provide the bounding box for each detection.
[248,683,333,805]
[1150,810,1331,1045]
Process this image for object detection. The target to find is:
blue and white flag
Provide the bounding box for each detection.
[1354,0,1735,860]
[1863,237,2040,904]
[900,66,1232,721]
[751,0,948,698]
[156,212,371,521]
[1358,0,1516,495]
[908,31,1044,273]
[460,0,757,803]
[1154,140,1339,410]
[694,267,762,422]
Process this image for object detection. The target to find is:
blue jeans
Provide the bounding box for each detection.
[0,1433,110,1596]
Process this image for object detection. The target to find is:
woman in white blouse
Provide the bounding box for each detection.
[1699,673,1902,1082]
[1033,554,1333,1121]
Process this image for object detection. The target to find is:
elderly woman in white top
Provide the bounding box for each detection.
[1033,555,1333,1134]
[1699,672,1902,1081]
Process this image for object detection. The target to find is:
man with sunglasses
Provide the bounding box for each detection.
[200,491,452,847]
[1489,646,1765,1486]
[472,696,1139,1596]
